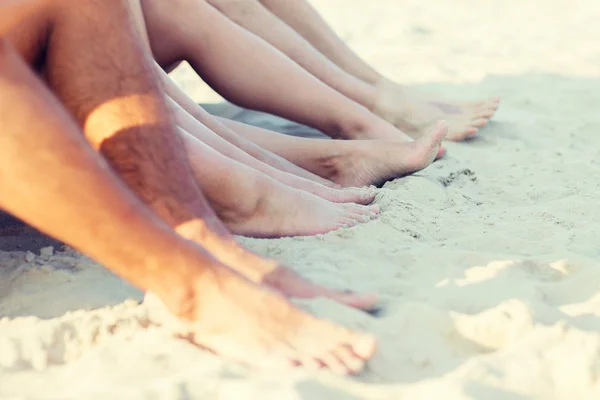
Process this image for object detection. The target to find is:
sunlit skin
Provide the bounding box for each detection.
[0,0,377,373]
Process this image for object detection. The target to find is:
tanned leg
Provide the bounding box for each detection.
[0,38,376,372]
[256,0,500,140]
[5,0,379,308]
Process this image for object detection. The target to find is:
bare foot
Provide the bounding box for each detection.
[177,235,381,311]
[263,266,379,310]
[147,263,377,374]
[269,165,376,203]
[214,177,379,238]
[373,78,499,141]
[322,121,448,187]
[339,104,447,160]
[295,178,377,204]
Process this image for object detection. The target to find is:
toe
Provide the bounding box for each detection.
[330,291,379,310]
[339,217,358,228]
[333,344,366,374]
[354,189,377,205]
[476,109,496,118]
[436,146,447,159]
[430,120,449,142]
[350,334,378,360]
[299,357,327,372]
[344,204,375,216]
[447,127,478,141]
[315,351,350,375]
[470,117,489,128]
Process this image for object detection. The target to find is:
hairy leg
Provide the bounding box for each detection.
[5,0,378,309]
[0,38,200,309]
[0,39,376,372]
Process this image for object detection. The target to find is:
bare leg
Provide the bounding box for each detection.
[171,97,377,205]
[139,0,416,143]
[205,0,379,111]
[180,125,379,236]
[219,117,448,187]
[5,0,377,309]
[0,39,376,372]
[257,0,500,140]
[259,0,382,84]
[158,68,339,187]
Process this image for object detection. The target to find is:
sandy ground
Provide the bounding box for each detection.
[2,0,600,398]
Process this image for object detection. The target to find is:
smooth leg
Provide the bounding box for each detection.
[204,0,379,109]
[220,117,448,187]
[257,0,500,140]
[139,0,409,141]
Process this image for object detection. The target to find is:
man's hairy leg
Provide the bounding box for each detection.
[0,39,377,373]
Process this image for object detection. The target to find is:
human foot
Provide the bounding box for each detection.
[318,121,448,187]
[285,174,377,204]
[373,78,499,141]
[214,177,379,238]
[148,262,377,374]
[336,104,447,160]
[173,230,380,311]
[263,265,379,310]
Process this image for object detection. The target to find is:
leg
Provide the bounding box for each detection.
[180,124,379,236]
[259,0,382,84]
[139,0,414,143]
[219,117,448,187]
[171,96,378,205]
[0,39,376,372]
[158,67,338,187]
[257,0,500,140]
[205,0,379,110]
[6,0,376,308]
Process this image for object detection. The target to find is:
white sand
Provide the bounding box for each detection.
[2,0,600,398]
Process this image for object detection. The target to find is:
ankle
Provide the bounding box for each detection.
[331,106,377,140]
[217,174,274,227]
[143,241,214,320]
[312,145,357,183]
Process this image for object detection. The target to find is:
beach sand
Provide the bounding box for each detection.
[2,0,600,398]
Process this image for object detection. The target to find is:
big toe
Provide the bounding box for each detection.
[346,187,377,204]
[412,121,447,165]
[326,290,380,310]
[429,120,449,142]
[436,145,447,159]
[344,203,379,218]
[299,329,377,374]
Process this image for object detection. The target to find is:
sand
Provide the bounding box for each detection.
[2,0,600,398]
